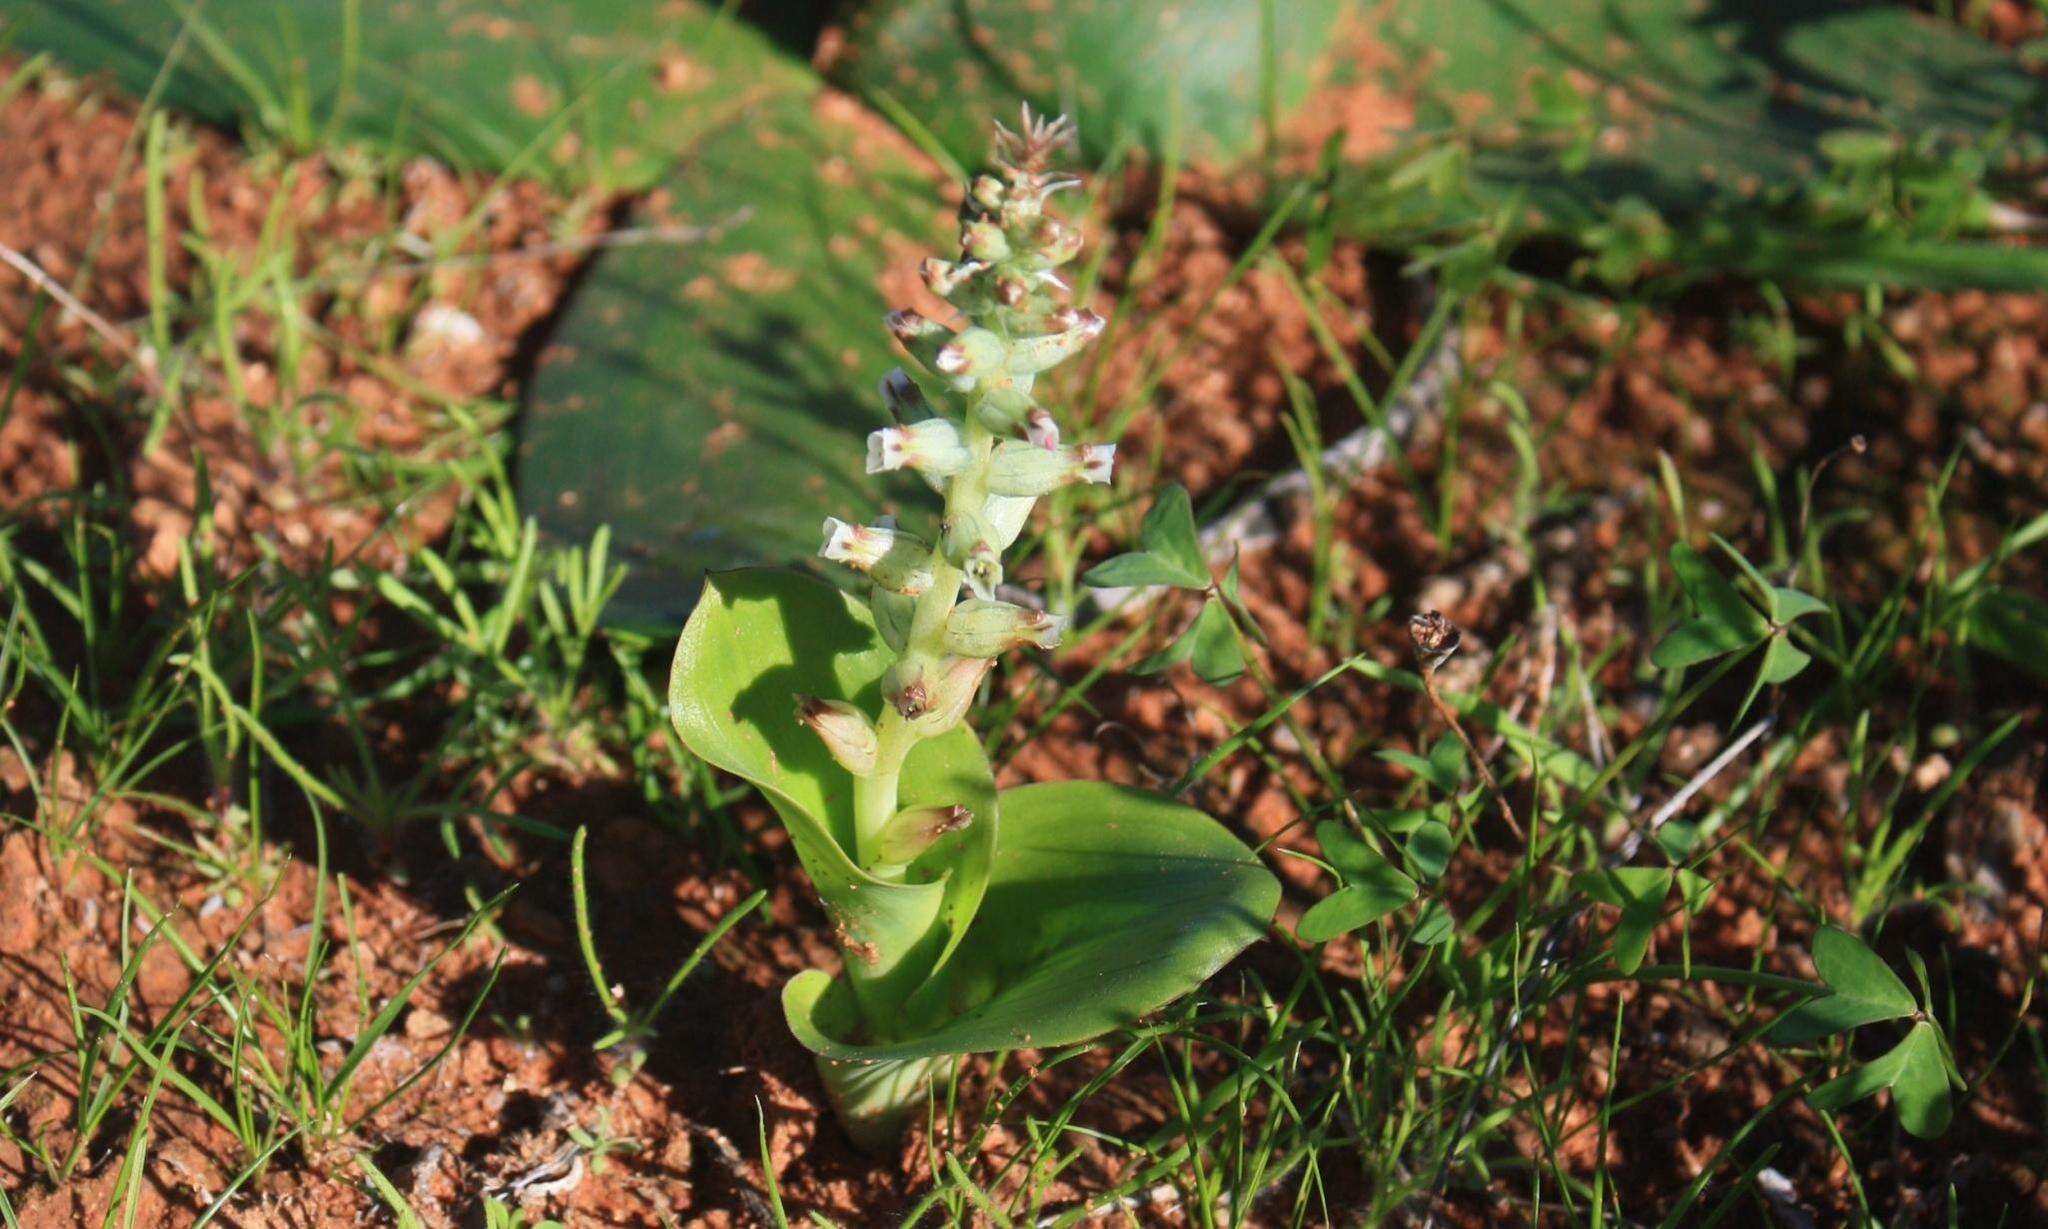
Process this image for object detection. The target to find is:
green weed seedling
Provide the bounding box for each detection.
[667,110,1279,1146]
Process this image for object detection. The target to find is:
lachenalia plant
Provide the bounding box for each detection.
[668,109,1278,1148]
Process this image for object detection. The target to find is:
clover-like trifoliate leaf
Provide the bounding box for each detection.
[1573,866,1676,975]
[1084,485,1209,590]
[669,568,995,1013]
[1768,925,1916,1045]
[784,781,1278,1062]
[1808,1020,1952,1138]
[1652,543,1770,670]
[1133,596,1242,684]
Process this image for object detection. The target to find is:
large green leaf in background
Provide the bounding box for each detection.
[1,0,805,189]
[831,0,1345,166]
[520,50,952,628]
[1341,0,2048,288]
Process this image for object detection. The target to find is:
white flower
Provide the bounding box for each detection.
[819,518,933,594]
[867,417,971,477]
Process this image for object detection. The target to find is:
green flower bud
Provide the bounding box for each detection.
[887,309,949,371]
[794,695,877,776]
[820,518,934,595]
[961,219,1010,261]
[944,599,1064,657]
[871,803,973,866]
[934,327,1007,389]
[971,175,1005,211]
[940,509,990,566]
[921,256,985,297]
[871,588,915,654]
[909,655,991,734]
[969,378,1036,434]
[981,494,1037,551]
[985,440,1114,497]
[1006,309,1104,376]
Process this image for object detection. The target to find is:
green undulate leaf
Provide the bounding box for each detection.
[1768,925,1916,1045]
[523,59,952,628]
[7,0,780,190]
[1084,485,1210,590]
[1339,0,2048,291]
[668,569,995,1018]
[832,0,1344,167]
[1808,1021,1951,1138]
[783,781,1279,1062]
[1574,867,1674,975]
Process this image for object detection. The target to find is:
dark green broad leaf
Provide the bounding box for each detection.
[3,0,786,190]
[1769,925,1917,1045]
[830,0,1344,167]
[521,51,954,628]
[1336,0,2048,291]
[669,569,995,1011]
[783,781,1279,1061]
[1085,485,1209,591]
[1962,587,2048,682]
[1808,1020,1952,1138]
[1653,543,1771,671]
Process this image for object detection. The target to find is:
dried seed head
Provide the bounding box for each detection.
[1409,610,1463,673]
